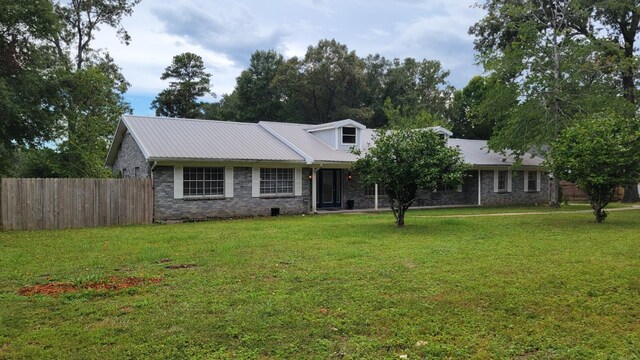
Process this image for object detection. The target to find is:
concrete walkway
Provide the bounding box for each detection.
[316,205,640,218]
[408,206,640,219]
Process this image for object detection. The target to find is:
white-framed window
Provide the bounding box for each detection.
[260,168,294,196]
[134,167,140,177]
[494,170,512,193]
[122,168,127,178]
[525,171,541,192]
[342,127,356,144]
[183,167,224,197]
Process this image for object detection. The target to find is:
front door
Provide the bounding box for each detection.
[317,169,342,208]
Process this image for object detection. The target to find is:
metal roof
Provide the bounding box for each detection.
[260,121,359,163]
[448,138,545,167]
[106,115,305,164]
[105,115,546,168]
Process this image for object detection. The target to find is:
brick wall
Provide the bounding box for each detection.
[480,170,549,206]
[112,132,149,178]
[153,166,312,220]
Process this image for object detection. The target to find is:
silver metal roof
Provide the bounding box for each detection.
[107,115,305,164]
[105,115,545,168]
[448,138,545,167]
[260,121,359,163]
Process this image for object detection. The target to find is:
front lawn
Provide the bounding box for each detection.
[1,207,639,358]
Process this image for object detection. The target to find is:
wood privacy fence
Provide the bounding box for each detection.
[0,178,153,231]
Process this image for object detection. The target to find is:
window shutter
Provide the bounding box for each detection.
[508,171,513,192]
[294,168,302,196]
[536,171,541,192]
[493,171,499,193]
[252,167,260,197]
[174,166,183,199]
[524,171,529,192]
[225,167,234,198]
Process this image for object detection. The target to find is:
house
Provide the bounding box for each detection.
[105,115,548,220]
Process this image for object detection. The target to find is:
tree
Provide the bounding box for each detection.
[547,113,640,222]
[273,39,371,124]
[449,75,518,140]
[152,52,212,118]
[352,128,467,227]
[0,0,61,176]
[384,58,453,122]
[52,0,141,70]
[232,50,285,121]
[470,0,632,206]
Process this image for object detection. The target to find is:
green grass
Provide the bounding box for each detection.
[1,206,640,359]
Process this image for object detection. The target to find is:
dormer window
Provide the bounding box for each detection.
[342,127,356,144]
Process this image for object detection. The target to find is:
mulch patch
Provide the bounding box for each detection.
[18,277,162,296]
[164,264,198,269]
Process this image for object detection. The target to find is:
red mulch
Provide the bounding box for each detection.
[18,277,162,296]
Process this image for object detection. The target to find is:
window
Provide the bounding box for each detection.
[183,167,224,197]
[527,171,538,192]
[342,127,356,144]
[497,170,509,192]
[134,167,140,178]
[260,168,294,196]
[122,168,127,178]
[364,184,386,196]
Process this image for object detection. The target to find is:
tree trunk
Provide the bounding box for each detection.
[622,184,639,203]
[593,205,607,223]
[396,207,405,227]
[549,177,560,208]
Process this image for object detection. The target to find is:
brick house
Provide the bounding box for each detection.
[105,115,549,220]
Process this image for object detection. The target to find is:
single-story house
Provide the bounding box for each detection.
[105,115,549,220]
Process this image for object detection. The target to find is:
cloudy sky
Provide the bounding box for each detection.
[94,0,486,115]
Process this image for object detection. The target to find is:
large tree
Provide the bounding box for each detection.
[470,0,633,206]
[51,0,141,70]
[352,128,467,227]
[273,39,372,124]
[152,52,213,119]
[0,0,61,176]
[548,114,640,222]
[449,75,518,140]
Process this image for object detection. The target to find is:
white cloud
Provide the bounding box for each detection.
[90,0,486,112]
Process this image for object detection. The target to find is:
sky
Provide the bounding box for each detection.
[93,0,487,115]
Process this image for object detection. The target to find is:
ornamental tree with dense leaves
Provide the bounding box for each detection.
[352,128,467,227]
[547,114,640,223]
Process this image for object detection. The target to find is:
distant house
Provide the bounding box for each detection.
[105,115,548,220]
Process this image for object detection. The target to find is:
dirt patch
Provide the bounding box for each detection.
[18,277,161,296]
[156,258,173,264]
[164,264,198,269]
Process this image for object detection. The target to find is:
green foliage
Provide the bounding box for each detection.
[213,42,454,128]
[152,52,212,119]
[383,98,447,130]
[548,114,640,222]
[352,128,467,226]
[449,75,518,140]
[1,208,640,358]
[53,0,142,70]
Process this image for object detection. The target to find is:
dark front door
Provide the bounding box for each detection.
[317,169,342,208]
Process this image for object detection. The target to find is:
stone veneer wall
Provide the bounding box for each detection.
[480,170,549,206]
[153,166,312,220]
[112,132,149,178]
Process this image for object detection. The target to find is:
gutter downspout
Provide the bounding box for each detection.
[150,161,157,221]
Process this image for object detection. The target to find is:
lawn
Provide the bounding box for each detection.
[1,206,639,359]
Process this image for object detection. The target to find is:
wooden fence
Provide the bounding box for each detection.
[560,181,624,202]
[0,178,153,231]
